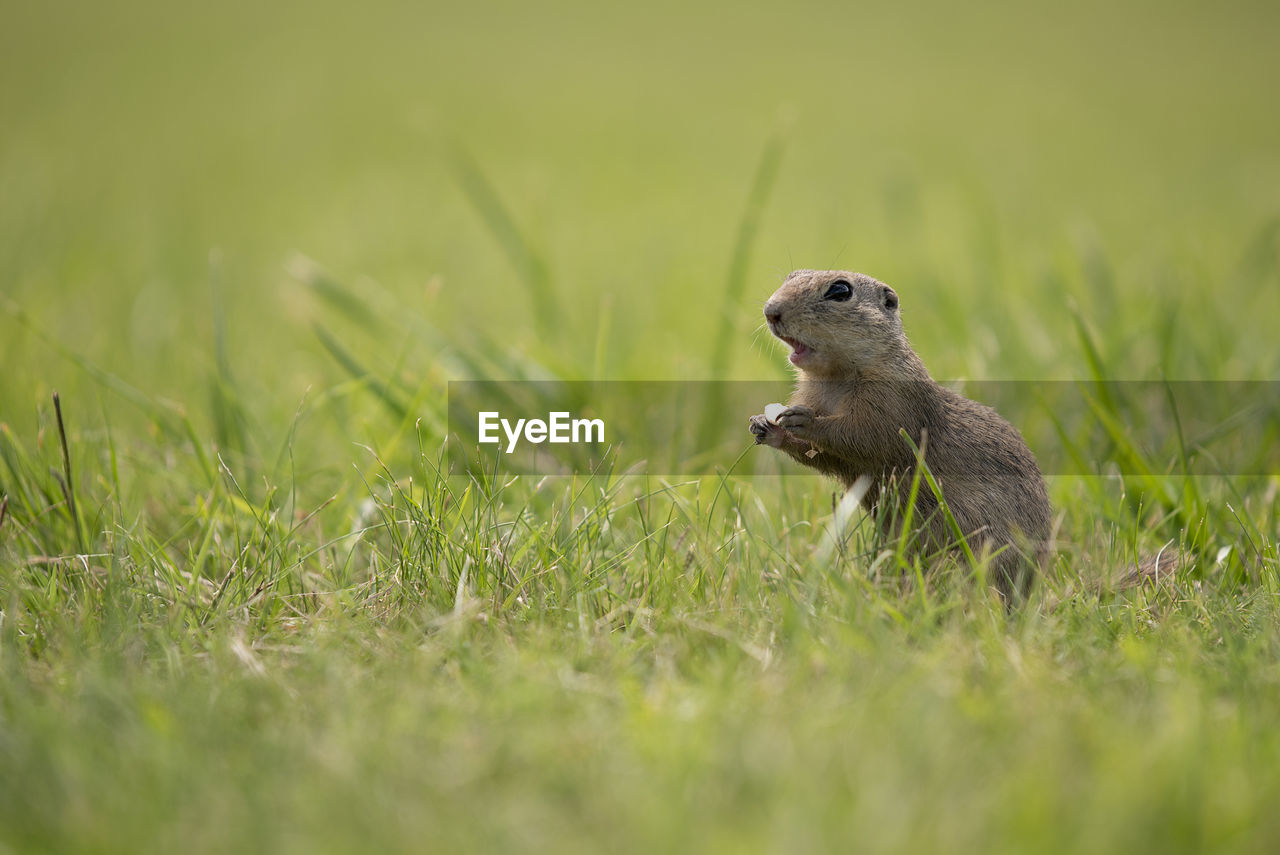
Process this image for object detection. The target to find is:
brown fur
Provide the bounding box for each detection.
[749,270,1051,601]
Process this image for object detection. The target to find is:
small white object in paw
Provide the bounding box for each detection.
[764,403,786,424]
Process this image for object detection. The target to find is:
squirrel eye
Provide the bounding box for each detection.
[823,280,853,301]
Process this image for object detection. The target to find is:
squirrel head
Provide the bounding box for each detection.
[763,270,911,380]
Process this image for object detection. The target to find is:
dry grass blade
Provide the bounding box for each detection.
[52,392,85,554]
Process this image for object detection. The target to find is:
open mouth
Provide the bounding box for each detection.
[779,336,813,365]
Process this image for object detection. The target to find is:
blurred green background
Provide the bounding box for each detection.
[3,1,1280,852]
[4,0,1278,425]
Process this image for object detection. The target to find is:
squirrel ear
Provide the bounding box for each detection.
[881,286,899,311]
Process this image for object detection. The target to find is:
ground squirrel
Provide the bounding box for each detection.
[749,269,1051,600]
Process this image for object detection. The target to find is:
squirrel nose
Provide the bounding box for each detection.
[765,307,782,325]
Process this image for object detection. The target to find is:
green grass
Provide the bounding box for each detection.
[3,0,1280,852]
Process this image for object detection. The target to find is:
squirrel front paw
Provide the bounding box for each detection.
[775,406,815,435]
[749,414,787,448]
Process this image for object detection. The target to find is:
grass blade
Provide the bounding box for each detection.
[313,323,411,422]
[709,134,785,381]
[452,150,558,338]
[699,135,786,448]
[52,392,85,554]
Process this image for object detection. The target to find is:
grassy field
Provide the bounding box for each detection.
[3,0,1280,852]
